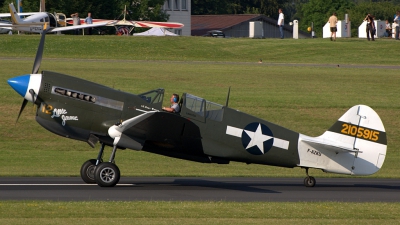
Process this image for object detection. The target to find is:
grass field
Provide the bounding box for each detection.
[0,35,399,223]
[0,201,399,225]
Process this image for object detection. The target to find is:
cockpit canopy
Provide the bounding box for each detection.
[183,93,224,121]
[138,88,164,104]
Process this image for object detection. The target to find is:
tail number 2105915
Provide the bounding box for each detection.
[341,123,379,142]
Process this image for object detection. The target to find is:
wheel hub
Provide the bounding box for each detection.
[100,168,115,183]
[86,165,95,180]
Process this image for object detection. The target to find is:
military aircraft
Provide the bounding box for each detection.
[0,3,108,33]
[7,29,387,188]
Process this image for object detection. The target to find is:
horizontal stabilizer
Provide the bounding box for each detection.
[301,138,361,153]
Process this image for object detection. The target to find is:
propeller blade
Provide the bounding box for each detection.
[32,29,48,74]
[16,99,28,124]
[29,89,36,104]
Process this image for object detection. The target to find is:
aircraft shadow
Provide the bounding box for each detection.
[117,178,308,194]
[118,178,400,193]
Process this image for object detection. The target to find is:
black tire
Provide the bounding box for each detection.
[94,162,120,187]
[80,159,97,184]
[304,176,316,187]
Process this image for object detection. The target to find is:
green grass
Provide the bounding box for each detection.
[0,201,399,224]
[1,35,400,222]
[1,35,400,65]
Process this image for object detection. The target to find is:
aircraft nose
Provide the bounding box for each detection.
[8,75,30,98]
[8,74,42,102]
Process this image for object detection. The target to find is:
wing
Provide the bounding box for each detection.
[0,22,110,32]
[129,21,184,28]
[108,111,206,160]
[66,18,115,25]
[50,22,111,32]
[0,12,40,17]
[65,17,184,28]
[0,21,12,27]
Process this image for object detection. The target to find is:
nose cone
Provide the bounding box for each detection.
[8,74,42,103]
[8,75,30,98]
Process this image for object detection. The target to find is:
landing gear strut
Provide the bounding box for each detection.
[80,143,121,187]
[303,168,316,187]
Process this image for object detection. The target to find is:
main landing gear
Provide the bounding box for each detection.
[303,168,316,187]
[80,143,120,187]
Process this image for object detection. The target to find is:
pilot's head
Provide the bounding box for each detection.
[171,94,179,103]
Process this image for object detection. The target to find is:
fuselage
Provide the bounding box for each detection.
[5,11,65,33]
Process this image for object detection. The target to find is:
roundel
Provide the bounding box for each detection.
[241,122,274,155]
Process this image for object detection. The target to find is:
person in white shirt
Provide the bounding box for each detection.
[277,8,284,39]
[394,11,400,40]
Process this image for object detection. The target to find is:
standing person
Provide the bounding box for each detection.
[85,12,93,35]
[277,8,284,39]
[71,13,81,35]
[328,12,338,41]
[385,20,391,37]
[364,14,375,41]
[394,11,400,40]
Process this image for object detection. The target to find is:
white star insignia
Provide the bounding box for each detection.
[244,123,273,154]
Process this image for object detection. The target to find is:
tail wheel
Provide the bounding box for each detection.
[304,176,316,187]
[80,159,97,184]
[94,162,120,187]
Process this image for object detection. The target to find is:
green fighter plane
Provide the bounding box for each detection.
[8,31,387,188]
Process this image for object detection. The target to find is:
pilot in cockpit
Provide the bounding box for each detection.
[162,93,180,113]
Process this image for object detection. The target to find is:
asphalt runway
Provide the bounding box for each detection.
[0,177,399,202]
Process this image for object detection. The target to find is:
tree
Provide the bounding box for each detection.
[297,0,354,37]
[283,0,309,22]
[124,0,169,22]
[192,0,285,16]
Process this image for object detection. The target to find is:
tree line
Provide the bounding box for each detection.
[1,0,400,37]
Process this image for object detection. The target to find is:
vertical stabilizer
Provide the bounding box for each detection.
[9,3,24,25]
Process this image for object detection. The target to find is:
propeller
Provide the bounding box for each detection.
[15,27,48,124]
[15,89,36,124]
[32,28,48,74]
[16,99,28,124]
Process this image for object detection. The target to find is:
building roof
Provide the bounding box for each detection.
[192,14,267,36]
[192,14,309,37]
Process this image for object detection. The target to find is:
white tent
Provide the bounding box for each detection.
[133,27,178,36]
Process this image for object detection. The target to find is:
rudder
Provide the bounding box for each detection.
[9,3,23,25]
